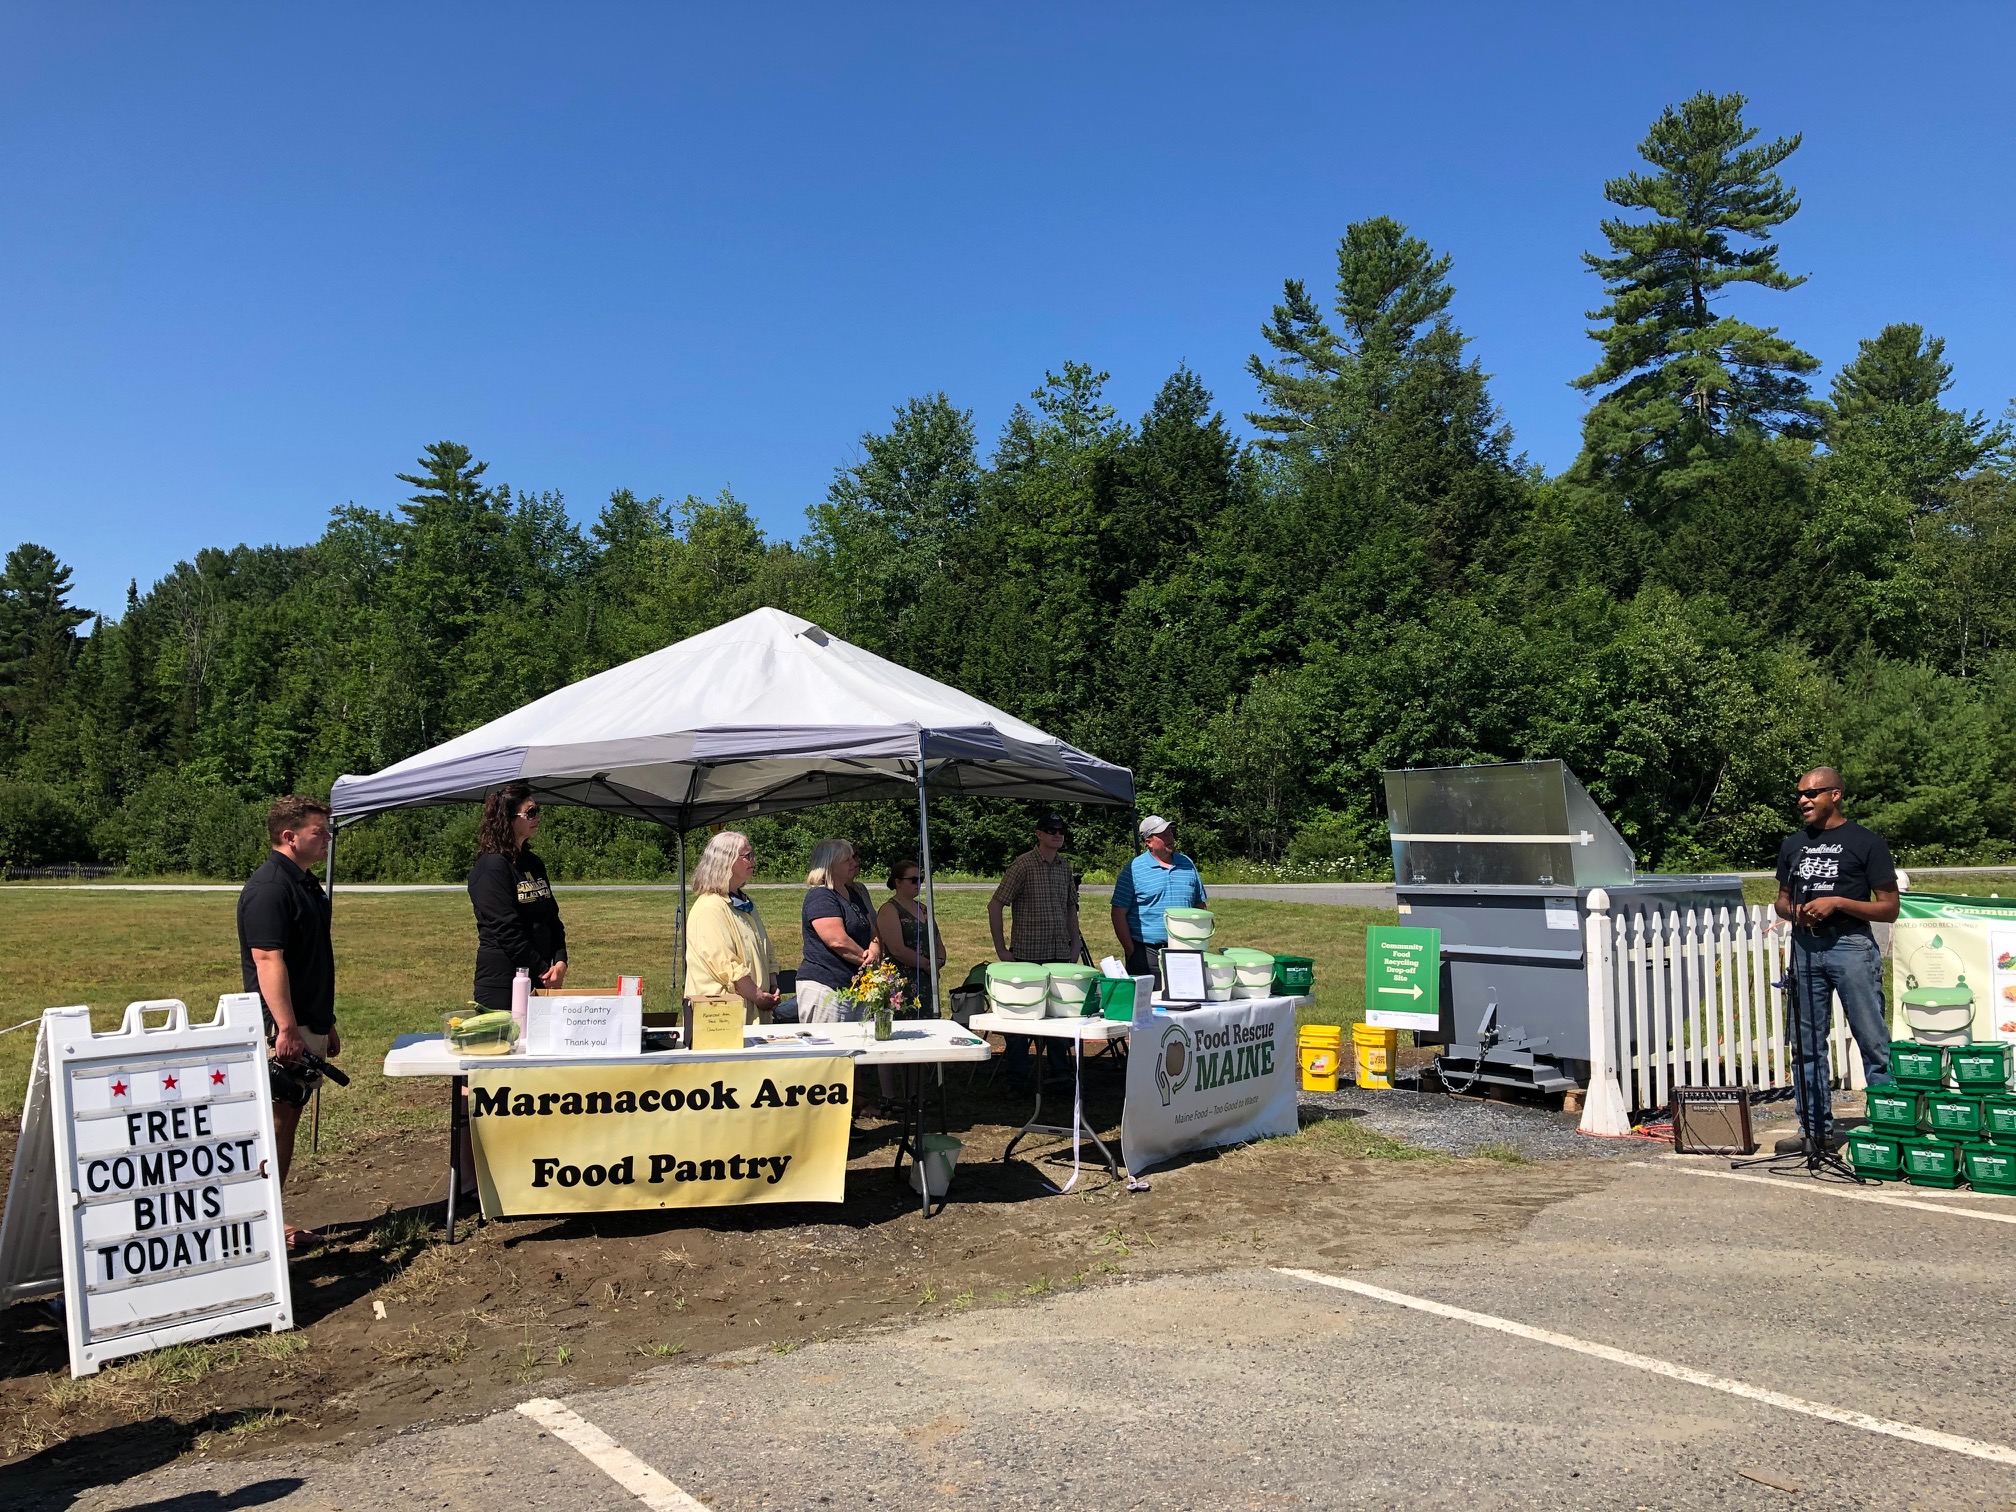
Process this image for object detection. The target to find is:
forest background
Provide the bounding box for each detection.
[3,93,2012,884]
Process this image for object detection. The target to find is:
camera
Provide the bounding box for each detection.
[268,1048,351,1108]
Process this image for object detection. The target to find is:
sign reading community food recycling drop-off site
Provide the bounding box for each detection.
[3,995,296,1378]
[1365,925,1441,1032]
[468,1056,854,1215]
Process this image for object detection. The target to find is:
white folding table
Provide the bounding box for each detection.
[383,1020,994,1229]
[967,1012,1132,1182]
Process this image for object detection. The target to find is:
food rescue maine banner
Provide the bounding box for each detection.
[1891,892,2016,1043]
[469,1056,854,1215]
[13,995,295,1377]
[1120,996,1298,1177]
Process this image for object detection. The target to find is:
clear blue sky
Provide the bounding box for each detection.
[4,4,2011,617]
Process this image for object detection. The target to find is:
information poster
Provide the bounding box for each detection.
[1891,893,2016,1043]
[1365,925,1441,1031]
[1121,996,1297,1177]
[469,1056,853,1215]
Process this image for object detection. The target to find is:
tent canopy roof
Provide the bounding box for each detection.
[329,608,1134,829]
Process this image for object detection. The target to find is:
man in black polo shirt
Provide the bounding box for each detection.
[1776,766,1899,1149]
[238,795,338,1218]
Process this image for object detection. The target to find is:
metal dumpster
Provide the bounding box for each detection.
[1386,761,1741,1093]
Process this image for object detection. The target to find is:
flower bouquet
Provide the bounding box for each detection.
[842,960,907,1040]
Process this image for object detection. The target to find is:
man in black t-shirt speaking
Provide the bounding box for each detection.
[1775,766,1899,1146]
[237,795,339,1234]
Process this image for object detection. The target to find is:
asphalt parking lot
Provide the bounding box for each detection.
[61,1153,2016,1512]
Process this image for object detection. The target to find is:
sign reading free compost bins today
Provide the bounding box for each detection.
[468,1056,854,1216]
[1891,893,2016,1045]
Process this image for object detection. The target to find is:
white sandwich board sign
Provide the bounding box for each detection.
[0,994,294,1376]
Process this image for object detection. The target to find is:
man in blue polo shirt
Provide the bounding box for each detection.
[1111,815,1207,982]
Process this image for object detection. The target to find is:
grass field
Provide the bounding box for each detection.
[0,888,1386,1124]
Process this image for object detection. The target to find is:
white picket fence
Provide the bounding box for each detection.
[1583,897,1865,1123]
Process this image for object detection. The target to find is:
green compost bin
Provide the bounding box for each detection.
[1890,1042,1948,1087]
[1961,1142,2016,1195]
[1925,1092,1985,1139]
[1949,1043,2014,1092]
[1271,954,1315,995]
[1902,1138,1964,1189]
[1844,1127,1904,1182]
[1983,1096,2016,1144]
[1863,1084,1923,1133]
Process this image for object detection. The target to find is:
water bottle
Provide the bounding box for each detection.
[511,967,531,1035]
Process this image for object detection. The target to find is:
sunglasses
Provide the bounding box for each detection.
[519,804,541,818]
[1793,786,1840,800]
[895,873,921,885]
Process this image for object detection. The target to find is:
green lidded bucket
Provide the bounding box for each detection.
[1925,1092,1985,1138]
[1902,1138,1963,1189]
[1949,1042,2014,1092]
[1890,1041,1947,1087]
[1271,954,1315,995]
[1864,1084,1922,1133]
[985,961,1051,1018]
[1043,962,1102,1017]
[1221,946,1276,991]
[1844,1127,1904,1182]
[1982,1096,2016,1143]
[1164,907,1214,948]
[1961,1142,2016,1195]
[1201,952,1237,999]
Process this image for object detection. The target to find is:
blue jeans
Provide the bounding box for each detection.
[1789,931,1892,1135]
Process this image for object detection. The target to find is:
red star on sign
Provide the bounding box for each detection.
[110,1080,127,1097]
[211,1068,227,1085]
[161,1074,177,1089]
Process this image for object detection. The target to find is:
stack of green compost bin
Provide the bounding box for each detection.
[1844,1039,2016,1193]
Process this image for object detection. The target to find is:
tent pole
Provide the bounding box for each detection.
[675,828,687,1009]
[917,760,938,1016]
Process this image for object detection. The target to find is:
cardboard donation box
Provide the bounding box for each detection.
[525,991,644,1056]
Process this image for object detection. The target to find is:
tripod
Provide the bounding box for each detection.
[1732,874,1865,1182]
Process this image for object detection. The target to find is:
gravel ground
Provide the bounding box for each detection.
[1299,1086,1658,1161]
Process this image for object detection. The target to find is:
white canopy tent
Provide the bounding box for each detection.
[328,607,1135,1006]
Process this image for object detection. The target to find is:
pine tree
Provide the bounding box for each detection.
[1574,92,1821,495]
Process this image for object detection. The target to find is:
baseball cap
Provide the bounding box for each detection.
[1035,812,1067,834]
[1138,815,1174,838]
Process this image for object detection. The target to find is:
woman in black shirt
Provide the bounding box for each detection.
[469,782,568,1011]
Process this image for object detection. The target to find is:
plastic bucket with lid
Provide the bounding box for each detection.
[985,962,1050,1020]
[1903,986,1975,1039]
[1983,1096,2016,1143]
[1353,1023,1397,1089]
[1950,1042,2013,1092]
[1926,1092,1985,1138]
[907,1134,963,1197]
[1164,907,1214,948]
[1044,963,1102,1017]
[1272,955,1315,995]
[1902,1138,1963,1188]
[1961,1142,2016,1195]
[1202,953,1236,1001]
[1844,1128,1904,1182]
[1221,947,1276,990]
[1890,1042,1947,1086]
[1299,1024,1342,1092]
[1864,1084,1922,1132]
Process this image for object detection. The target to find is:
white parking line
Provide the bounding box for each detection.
[516,1397,708,1510]
[1655,1161,2016,1224]
[1275,1268,2016,1468]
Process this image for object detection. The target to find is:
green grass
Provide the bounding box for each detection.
[0,887,1393,1120]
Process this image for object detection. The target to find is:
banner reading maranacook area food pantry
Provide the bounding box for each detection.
[468,1057,853,1216]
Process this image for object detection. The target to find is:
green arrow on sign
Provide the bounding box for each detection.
[1365,924,1441,1024]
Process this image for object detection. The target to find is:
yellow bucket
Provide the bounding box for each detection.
[1353,1023,1398,1089]
[1298,1024,1343,1092]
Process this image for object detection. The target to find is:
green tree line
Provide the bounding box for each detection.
[3,92,2012,881]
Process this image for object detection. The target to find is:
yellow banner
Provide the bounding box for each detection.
[467,1057,853,1215]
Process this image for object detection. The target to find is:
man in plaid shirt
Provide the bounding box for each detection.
[988,812,1082,1089]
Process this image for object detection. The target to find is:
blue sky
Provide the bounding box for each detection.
[3,4,2011,616]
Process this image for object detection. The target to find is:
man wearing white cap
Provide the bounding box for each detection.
[1111,815,1207,981]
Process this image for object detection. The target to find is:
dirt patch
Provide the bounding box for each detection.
[1,1066,1616,1503]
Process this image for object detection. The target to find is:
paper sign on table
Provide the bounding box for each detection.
[525,994,643,1056]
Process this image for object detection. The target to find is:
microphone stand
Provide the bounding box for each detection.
[1732,865,1865,1181]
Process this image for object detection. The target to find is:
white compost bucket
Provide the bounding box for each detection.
[908,1134,963,1197]
[1164,908,1214,949]
[1222,948,1276,990]
[1203,953,1236,1000]
[1045,964,1101,1017]
[1906,1003,1974,1037]
[986,963,1050,1020]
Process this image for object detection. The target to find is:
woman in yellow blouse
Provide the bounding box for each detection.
[684,831,779,1021]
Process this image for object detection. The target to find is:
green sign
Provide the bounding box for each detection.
[1365,925,1441,1029]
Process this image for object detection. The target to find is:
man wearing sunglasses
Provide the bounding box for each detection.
[1775,767,1898,1148]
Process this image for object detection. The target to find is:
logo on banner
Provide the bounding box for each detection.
[1155,1021,1193,1106]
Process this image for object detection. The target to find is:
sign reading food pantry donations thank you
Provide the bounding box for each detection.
[1365,925,1441,1032]
[469,1055,854,1215]
[1120,996,1298,1176]
[0,995,294,1378]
